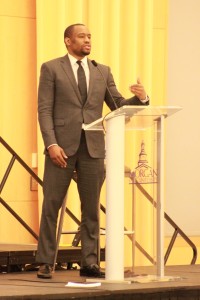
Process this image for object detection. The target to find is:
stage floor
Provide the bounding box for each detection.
[1,264,200,299]
[1,244,200,299]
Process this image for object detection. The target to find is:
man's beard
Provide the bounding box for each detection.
[81,49,90,56]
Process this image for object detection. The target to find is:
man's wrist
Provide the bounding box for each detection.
[47,144,58,150]
[140,95,150,103]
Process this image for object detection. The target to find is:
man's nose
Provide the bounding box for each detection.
[85,36,90,42]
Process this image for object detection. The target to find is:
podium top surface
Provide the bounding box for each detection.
[83,105,182,131]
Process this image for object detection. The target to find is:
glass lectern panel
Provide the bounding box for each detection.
[84,105,182,280]
[83,106,182,131]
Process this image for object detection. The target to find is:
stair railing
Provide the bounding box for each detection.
[0,136,41,240]
[0,136,197,264]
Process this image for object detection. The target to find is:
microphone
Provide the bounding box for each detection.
[91,60,118,110]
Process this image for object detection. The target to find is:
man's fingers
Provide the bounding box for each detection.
[61,149,68,159]
[49,146,67,167]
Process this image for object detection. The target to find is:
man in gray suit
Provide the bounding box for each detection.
[36,23,149,279]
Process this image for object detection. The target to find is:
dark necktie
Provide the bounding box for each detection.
[77,60,87,104]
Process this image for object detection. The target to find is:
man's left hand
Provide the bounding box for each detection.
[129,77,147,100]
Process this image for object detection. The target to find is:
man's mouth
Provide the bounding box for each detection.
[84,45,91,51]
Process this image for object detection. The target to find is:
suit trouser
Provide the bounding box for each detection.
[36,132,105,266]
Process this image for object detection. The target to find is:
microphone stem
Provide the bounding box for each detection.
[91,60,118,110]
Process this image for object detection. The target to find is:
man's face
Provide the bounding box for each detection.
[65,25,91,59]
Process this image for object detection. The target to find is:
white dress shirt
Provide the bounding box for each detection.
[68,54,89,91]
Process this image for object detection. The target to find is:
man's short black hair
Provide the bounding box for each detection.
[64,23,85,39]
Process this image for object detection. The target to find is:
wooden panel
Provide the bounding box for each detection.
[0,0,35,18]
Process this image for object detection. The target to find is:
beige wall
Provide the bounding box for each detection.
[166,0,200,236]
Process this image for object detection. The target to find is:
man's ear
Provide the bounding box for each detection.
[64,37,70,47]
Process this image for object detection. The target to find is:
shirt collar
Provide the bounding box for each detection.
[68,53,88,67]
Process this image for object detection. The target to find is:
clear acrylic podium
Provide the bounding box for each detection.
[84,105,182,282]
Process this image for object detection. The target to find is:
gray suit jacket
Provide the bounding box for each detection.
[38,54,149,158]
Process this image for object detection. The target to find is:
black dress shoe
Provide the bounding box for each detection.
[37,264,52,279]
[80,264,105,278]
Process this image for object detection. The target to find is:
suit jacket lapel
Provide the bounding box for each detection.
[60,55,97,106]
[87,59,96,102]
[60,55,82,104]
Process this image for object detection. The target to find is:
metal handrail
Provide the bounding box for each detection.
[0,136,42,240]
[134,181,197,264]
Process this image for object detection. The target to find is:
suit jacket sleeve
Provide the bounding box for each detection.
[102,66,149,110]
[38,63,58,149]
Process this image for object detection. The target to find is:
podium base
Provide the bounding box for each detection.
[86,274,181,284]
[129,274,182,283]
[86,278,132,284]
